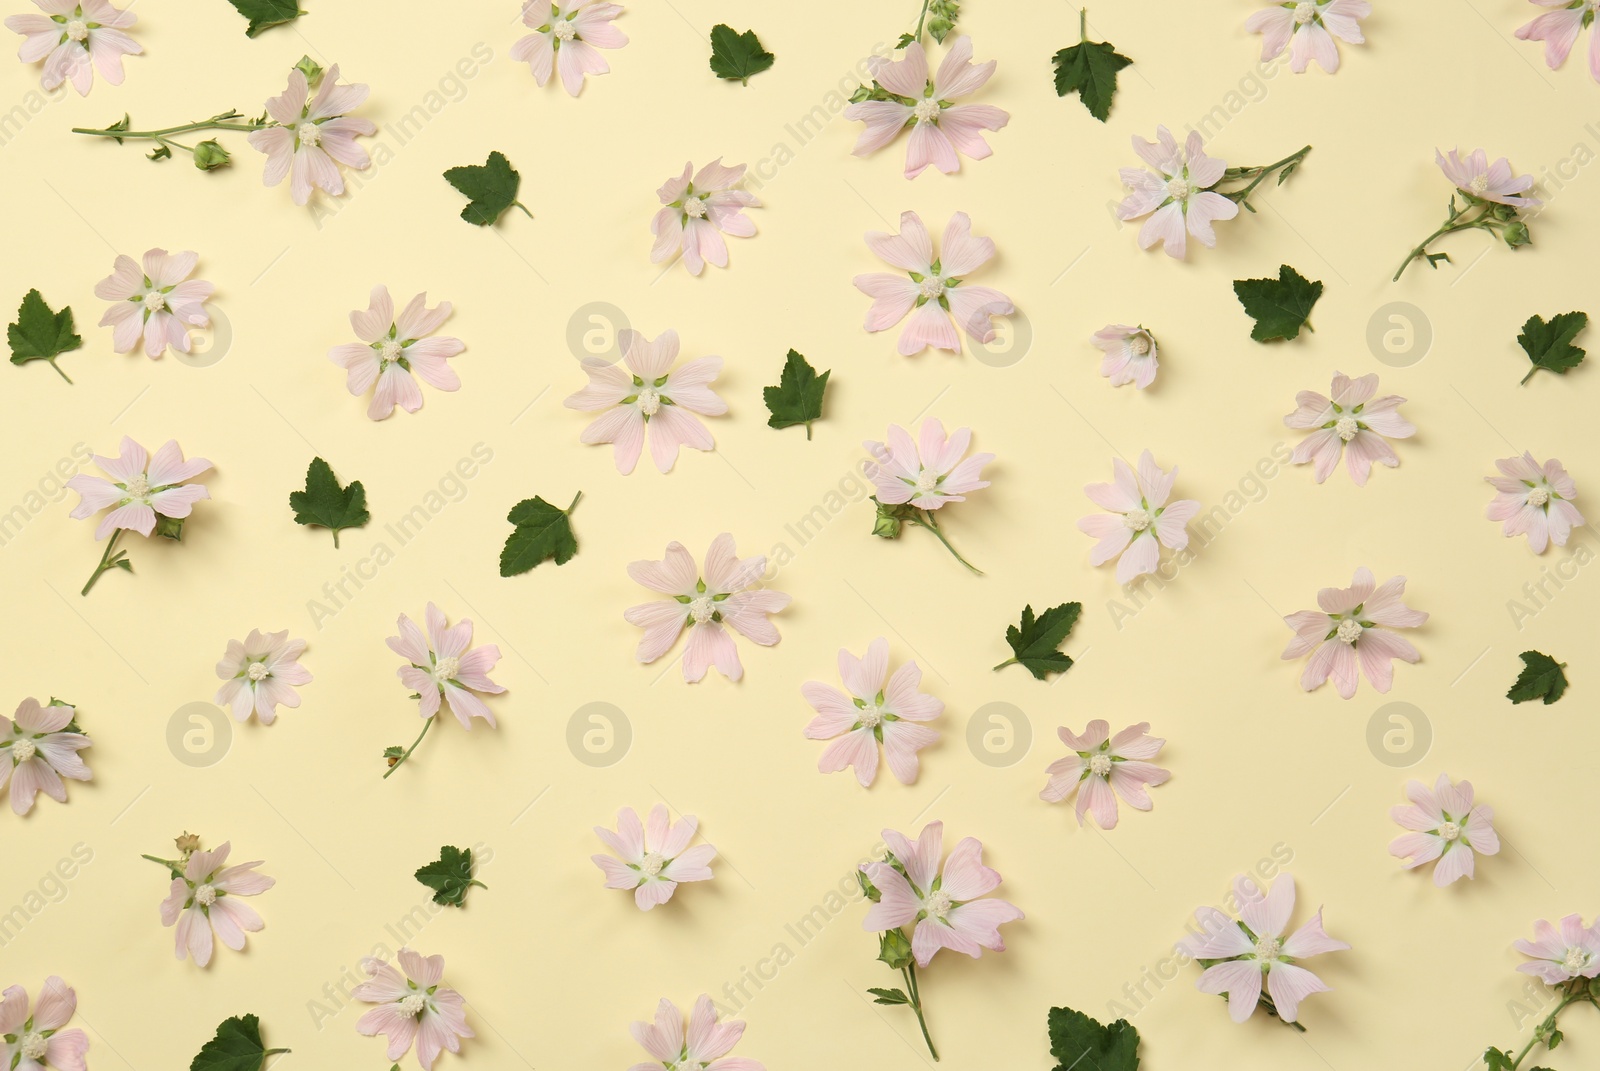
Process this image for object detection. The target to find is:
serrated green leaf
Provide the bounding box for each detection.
[288,457,369,547]
[995,602,1081,680]
[500,492,582,576]
[1508,650,1568,705]
[1517,311,1587,384]
[709,24,774,85]
[1048,1006,1140,1071]
[1052,36,1132,122]
[867,987,910,1005]
[414,845,486,908]
[763,349,829,438]
[224,0,305,37]
[190,1014,288,1071]
[8,289,81,383]
[1232,264,1323,342]
[443,151,533,226]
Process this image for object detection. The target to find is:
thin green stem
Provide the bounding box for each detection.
[71,119,261,139]
[1502,981,1596,1070]
[912,0,932,41]
[47,357,71,384]
[566,490,584,513]
[901,963,939,1061]
[907,509,982,575]
[1080,7,1088,42]
[383,716,435,779]
[140,854,184,879]
[1223,145,1313,210]
[513,200,534,219]
[81,530,126,596]
[1393,199,1501,281]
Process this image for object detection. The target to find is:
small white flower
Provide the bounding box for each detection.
[214,630,313,725]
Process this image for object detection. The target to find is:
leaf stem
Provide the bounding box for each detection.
[901,962,939,1061]
[1392,197,1503,281]
[512,200,534,219]
[72,116,261,140]
[565,490,584,513]
[992,657,1018,671]
[912,0,932,41]
[81,529,128,596]
[46,357,72,383]
[140,854,185,879]
[1080,7,1088,42]
[1222,145,1312,210]
[383,716,435,779]
[906,509,982,575]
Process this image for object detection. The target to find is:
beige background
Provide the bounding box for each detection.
[2,1,1597,1068]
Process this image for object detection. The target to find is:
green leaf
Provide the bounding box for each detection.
[443,151,533,226]
[709,24,774,85]
[190,1014,288,1071]
[995,602,1082,680]
[224,0,305,38]
[867,987,910,1005]
[1516,311,1587,384]
[763,349,830,438]
[1508,651,1569,705]
[414,845,486,908]
[1052,35,1132,123]
[288,457,369,548]
[499,492,582,577]
[1048,1006,1140,1071]
[1232,264,1324,342]
[9,289,81,383]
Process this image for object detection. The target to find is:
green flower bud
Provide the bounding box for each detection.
[872,501,903,539]
[856,869,881,902]
[294,55,324,85]
[1490,202,1518,222]
[154,514,185,541]
[192,139,231,171]
[1502,221,1531,249]
[877,927,913,970]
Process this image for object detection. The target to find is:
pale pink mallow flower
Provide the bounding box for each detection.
[512,0,626,96]
[844,36,1008,179]
[1282,567,1428,698]
[5,0,139,95]
[650,159,760,276]
[1246,1,1370,74]
[1179,874,1348,1025]
[1078,450,1200,584]
[854,210,1013,356]
[248,63,375,206]
[214,629,312,725]
[159,842,274,967]
[1285,372,1414,486]
[865,419,992,510]
[625,534,790,683]
[329,286,464,421]
[1117,126,1239,259]
[67,436,211,540]
[564,329,725,474]
[1388,773,1500,886]
[1435,148,1540,208]
[2,698,90,817]
[94,248,213,359]
[387,603,504,727]
[353,948,473,1071]
[1517,1,1600,82]
[861,821,1024,968]
[592,804,716,910]
[1515,915,1600,984]
[629,995,762,1071]
[1091,324,1158,389]
[0,977,90,1071]
[1040,721,1169,829]
[1486,453,1584,553]
[802,637,942,787]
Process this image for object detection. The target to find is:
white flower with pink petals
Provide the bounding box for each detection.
[0,977,89,1071]
[247,62,375,206]
[866,418,992,511]
[1285,372,1414,486]
[214,630,312,726]
[625,533,789,683]
[854,210,1013,356]
[1179,873,1348,1024]
[1436,148,1540,208]
[1117,126,1239,259]
[1090,324,1159,389]
[353,948,473,1071]
[1517,1,1600,81]
[5,0,139,95]
[1486,453,1584,553]
[2,698,90,817]
[67,436,211,540]
[862,821,1023,968]
[512,0,626,96]
[94,248,213,359]
[1040,721,1169,829]
[630,995,762,1071]
[156,840,274,967]
[329,286,464,421]
[387,603,504,730]
[844,36,1008,179]
[1516,915,1600,984]
[592,804,716,910]
[1282,567,1427,698]
[1246,1,1370,74]
[649,159,759,276]
[802,638,942,787]
[1078,450,1200,584]
[1389,773,1500,886]
[564,329,725,475]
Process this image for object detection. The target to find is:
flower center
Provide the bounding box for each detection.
[1123,507,1151,531]
[1564,948,1590,972]
[552,19,576,40]
[1468,174,1489,195]
[19,1033,48,1060]
[913,470,940,495]
[12,738,37,763]
[1528,487,1551,507]
[918,277,946,299]
[1165,177,1192,201]
[639,851,666,877]
[923,890,954,919]
[682,196,707,219]
[1438,821,1461,841]
[379,339,404,361]
[298,122,323,148]
[1254,936,1283,961]
[124,474,151,497]
[398,993,428,1018]
[247,662,270,682]
[858,702,884,728]
[1334,415,1360,441]
[1129,334,1151,356]
[194,883,218,907]
[434,655,461,681]
[913,98,941,124]
[143,291,167,313]
[66,19,88,40]
[1293,3,1317,24]
[1336,618,1363,644]
[1089,753,1113,777]
[688,595,716,624]
[637,387,662,416]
